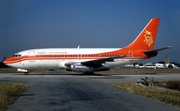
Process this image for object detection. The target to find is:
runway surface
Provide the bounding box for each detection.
[0,72,180,111]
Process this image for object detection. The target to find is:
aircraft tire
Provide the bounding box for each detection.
[24,72,29,75]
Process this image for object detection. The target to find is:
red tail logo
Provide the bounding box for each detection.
[125,18,160,50]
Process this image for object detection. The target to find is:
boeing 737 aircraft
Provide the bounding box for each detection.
[4,18,173,74]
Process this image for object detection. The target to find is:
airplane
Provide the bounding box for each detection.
[3,18,173,75]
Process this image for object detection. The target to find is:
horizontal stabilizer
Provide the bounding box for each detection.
[144,46,173,54]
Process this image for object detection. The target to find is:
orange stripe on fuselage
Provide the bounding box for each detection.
[4,48,148,64]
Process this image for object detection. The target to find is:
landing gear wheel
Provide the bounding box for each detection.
[83,72,94,75]
[24,72,29,75]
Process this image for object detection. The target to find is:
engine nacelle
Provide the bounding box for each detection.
[66,63,110,73]
[68,63,93,72]
[94,65,110,71]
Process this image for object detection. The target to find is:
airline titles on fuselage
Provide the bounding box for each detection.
[37,52,67,55]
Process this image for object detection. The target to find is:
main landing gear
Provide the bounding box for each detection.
[24,72,29,75]
[83,72,94,75]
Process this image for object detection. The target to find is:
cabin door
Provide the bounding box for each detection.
[29,51,35,62]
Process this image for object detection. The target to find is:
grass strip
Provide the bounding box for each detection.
[97,68,180,74]
[111,82,180,108]
[0,83,28,111]
[156,80,180,91]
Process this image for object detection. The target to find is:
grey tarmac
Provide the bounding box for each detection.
[0,73,180,111]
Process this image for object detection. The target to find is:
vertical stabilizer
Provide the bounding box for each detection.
[125,18,160,50]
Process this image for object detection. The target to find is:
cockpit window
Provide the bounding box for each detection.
[13,54,21,57]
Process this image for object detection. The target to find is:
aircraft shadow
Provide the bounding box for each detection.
[14,73,112,76]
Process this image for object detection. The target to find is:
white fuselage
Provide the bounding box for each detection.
[7,48,144,70]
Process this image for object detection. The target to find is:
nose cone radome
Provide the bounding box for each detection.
[3,57,15,65]
[3,58,9,64]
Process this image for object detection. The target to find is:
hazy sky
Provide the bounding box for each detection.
[1,0,180,62]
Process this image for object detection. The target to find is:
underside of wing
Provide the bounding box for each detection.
[64,55,126,67]
[64,55,126,72]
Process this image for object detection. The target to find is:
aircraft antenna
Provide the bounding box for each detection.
[77,46,80,49]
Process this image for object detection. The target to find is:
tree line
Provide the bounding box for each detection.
[0,62,8,68]
[0,57,9,68]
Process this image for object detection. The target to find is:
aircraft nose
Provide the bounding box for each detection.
[3,57,14,64]
[3,58,10,64]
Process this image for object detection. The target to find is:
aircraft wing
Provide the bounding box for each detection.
[65,55,126,67]
[81,55,126,67]
[144,46,173,54]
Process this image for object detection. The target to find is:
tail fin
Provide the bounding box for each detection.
[125,18,160,50]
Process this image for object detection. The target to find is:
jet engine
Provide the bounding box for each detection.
[65,63,110,73]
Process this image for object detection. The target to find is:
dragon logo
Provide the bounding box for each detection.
[144,30,153,46]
